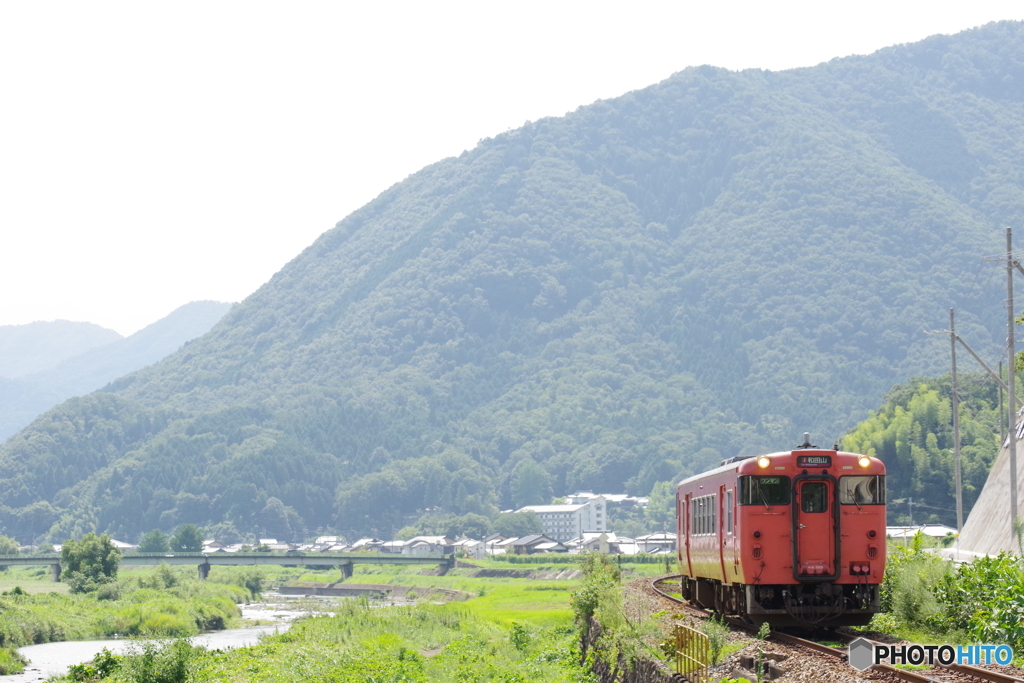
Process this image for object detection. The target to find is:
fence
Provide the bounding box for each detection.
[672,623,709,683]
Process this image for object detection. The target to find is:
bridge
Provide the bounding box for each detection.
[0,552,455,582]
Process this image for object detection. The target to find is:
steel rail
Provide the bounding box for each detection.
[829,632,1024,683]
[649,576,1023,683]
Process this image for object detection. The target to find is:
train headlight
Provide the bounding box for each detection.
[858,456,871,468]
[757,456,771,469]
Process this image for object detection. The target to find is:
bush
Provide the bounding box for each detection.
[699,615,730,665]
[107,639,202,683]
[880,534,951,629]
[937,551,1024,650]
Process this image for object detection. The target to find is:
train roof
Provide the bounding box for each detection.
[676,449,872,488]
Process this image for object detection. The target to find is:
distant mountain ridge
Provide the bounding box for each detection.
[0,301,232,440]
[1,22,1023,542]
[0,320,121,378]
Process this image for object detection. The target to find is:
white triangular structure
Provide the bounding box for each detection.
[959,416,1024,555]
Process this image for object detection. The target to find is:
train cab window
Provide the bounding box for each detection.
[839,475,885,505]
[738,476,791,506]
[801,482,828,513]
[726,490,733,533]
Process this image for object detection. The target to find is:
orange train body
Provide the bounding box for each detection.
[676,444,886,627]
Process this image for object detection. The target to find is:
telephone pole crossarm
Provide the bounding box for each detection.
[953,334,1024,410]
[925,329,1024,410]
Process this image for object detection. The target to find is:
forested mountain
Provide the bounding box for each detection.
[0,321,121,378]
[0,301,232,441]
[3,22,1024,543]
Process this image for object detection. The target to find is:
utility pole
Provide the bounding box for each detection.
[1009,227,1019,529]
[951,309,964,532]
[1000,360,1005,446]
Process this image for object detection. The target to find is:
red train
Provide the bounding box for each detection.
[676,435,885,626]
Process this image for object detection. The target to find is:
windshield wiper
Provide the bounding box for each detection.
[757,487,772,511]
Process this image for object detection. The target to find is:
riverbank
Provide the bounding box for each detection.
[43,597,591,683]
[2,597,306,682]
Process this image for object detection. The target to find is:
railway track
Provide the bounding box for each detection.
[649,575,1024,683]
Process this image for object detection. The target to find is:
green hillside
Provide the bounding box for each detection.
[3,23,1024,542]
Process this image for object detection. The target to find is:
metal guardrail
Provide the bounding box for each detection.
[672,623,709,683]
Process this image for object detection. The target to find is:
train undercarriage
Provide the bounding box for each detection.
[681,575,880,628]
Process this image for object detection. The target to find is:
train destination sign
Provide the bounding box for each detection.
[796,455,832,467]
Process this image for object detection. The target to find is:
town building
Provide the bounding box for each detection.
[516,496,606,542]
[506,534,567,554]
[636,532,677,554]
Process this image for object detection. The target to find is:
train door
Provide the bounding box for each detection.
[683,492,693,576]
[718,485,728,582]
[793,479,837,579]
[726,487,738,581]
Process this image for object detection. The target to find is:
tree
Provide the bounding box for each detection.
[510,458,552,508]
[0,535,18,573]
[0,535,18,556]
[645,481,675,528]
[60,533,121,593]
[494,511,543,537]
[138,529,170,553]
[169,524,204,552]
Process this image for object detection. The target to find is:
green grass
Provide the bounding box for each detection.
[0,565,69,593]
[0,646,26,675]
[0,564,254,649]
[43,553,667,682]
[58,600,593,683]
[462,584,574,627]
[278,553,668,630]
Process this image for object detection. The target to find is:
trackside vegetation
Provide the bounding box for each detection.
[873,532,1024,656]
[570,553,668,678]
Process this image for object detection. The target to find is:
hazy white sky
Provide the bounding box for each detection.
[2,1,1023,336]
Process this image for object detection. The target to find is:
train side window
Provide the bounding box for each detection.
[691,495,717,535]
[738,476,791,505]
[726,490,733,533]
[710,494,716,534]
[838,475,886,505]
[801,481,828,513]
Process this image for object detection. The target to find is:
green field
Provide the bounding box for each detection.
[0,553,687,681]
[39,554,674,682]
[18,557,679,683]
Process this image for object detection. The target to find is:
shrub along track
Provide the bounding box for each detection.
[647,575,1024,683]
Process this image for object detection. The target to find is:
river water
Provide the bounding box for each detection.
[1,599,311,682]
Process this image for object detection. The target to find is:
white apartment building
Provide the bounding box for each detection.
[517,496,607,542]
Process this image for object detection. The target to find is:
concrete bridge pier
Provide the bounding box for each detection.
[50,564,61,582]
[338,562,353,581]
[197,562,210,580]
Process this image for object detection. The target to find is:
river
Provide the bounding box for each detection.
[1,599,312,682]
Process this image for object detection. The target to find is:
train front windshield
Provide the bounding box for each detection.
[739,475,791,506]
[838,475,885,505]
